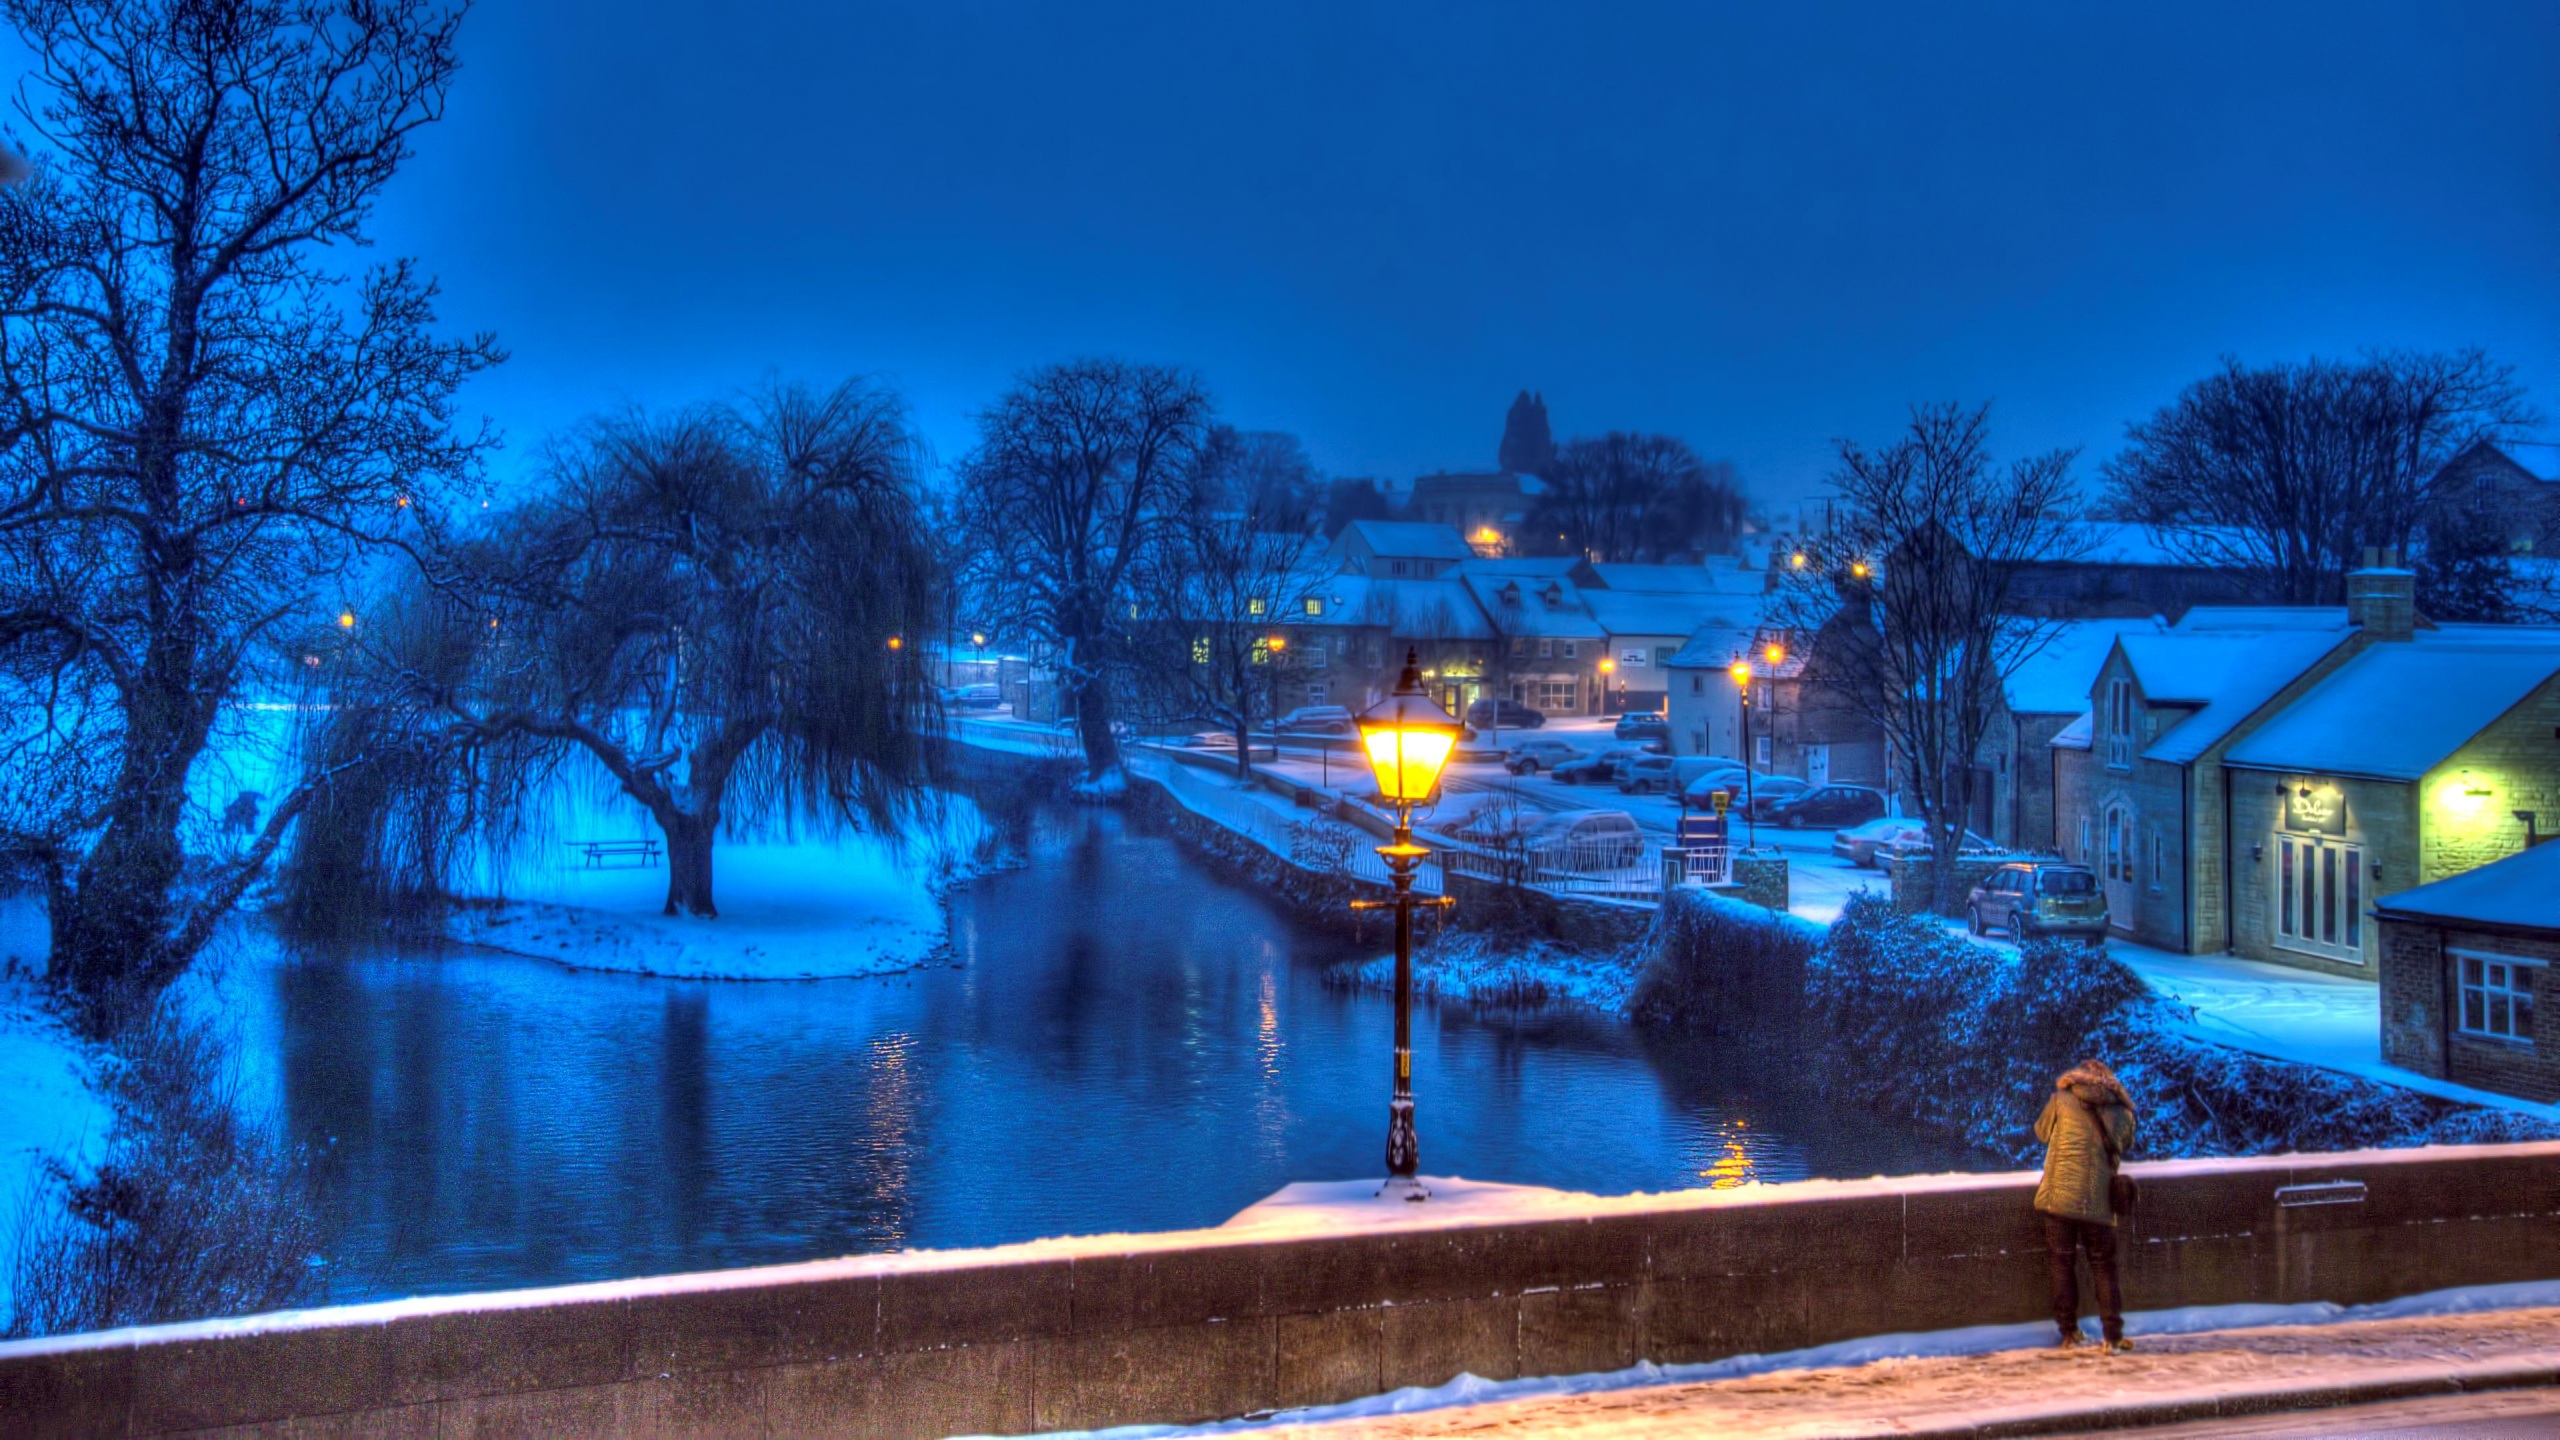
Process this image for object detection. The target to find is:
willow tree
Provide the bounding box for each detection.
[299,380,939,920]
[0,0,497,1029]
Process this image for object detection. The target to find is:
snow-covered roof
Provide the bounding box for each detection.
[2117,628,2354,765]
[1665,624,1762,670]
[1320,575,1494,640]
[2224,640,2560,781]
[1460,571,1605,638]
[2173,607,2353,633]
[2375,840,2560,932]
[1581,589,1762,641]
[2050,710,2094,751]
[1336,520,1477,561]
[1582,562,1721,593]
[2003,618,2161,715]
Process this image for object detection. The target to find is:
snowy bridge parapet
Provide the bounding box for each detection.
[8,1144,2560,1437]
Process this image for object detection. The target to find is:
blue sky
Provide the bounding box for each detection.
[337,2,2560,498]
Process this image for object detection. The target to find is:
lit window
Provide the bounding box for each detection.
[2460,954,2539,1044]
[1191,637,1210,665]
[1304,596,1323,616]
[1248,597,1267,616]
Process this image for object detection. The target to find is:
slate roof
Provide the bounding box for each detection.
[2004,619,2161,715]
[2223,637,2560,781]
[1337,520,1477,561]
[2375,840,2560,932]
[2116,628,2356,765]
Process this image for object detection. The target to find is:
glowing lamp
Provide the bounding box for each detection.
[1727,659,1750,686]
[971,632,987,646]
[1356,648,1464,806]
[1851,561,1871,579]
[1267,635,1287,652]
[337,610,355,629]
[1765,644,1784,664]
[887,635,903,650]
[1790,552,1806,569]
[1598,659,1614,673]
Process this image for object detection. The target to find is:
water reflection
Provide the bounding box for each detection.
[216,802,1989,1305]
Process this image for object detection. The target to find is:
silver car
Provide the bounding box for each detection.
[1968,862,2110,942]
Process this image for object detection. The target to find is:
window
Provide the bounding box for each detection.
[2275,834,2365,962]
[1539,681,1577,710]
[1390,560,1409,576]
[1304,596,1324,616]
[2104,807,2129,882]
[1754,735,1771,765]
[1362,643,1382,669]
[1306,645,1327,668]
[1562,640,1578,660]
[1303,683,1328,705]
[1539,639,1554,659]
[2079,815,2093,863]
[1250,641,1270,665]
[1691,675,1703,694]
[1248,596,1267,617]
[1655,646,1676,667]
[2148,829,2163,889]
[1191,637,1210,665]
[2105,678,2134,769]
[2459,954,2539,1044]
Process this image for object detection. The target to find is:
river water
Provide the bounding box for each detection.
[216,801,1984,1305]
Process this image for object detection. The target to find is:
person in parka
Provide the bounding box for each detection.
[2034,1058,2137,1350]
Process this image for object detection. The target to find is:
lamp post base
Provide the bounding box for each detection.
[1377,1175,1431,1203]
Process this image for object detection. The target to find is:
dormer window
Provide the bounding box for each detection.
[1540,583,1563,608]
[1498,581,1521,606]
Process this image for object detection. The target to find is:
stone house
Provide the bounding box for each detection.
[1571,560,1771,715]
[2050,608,2361,952]
[1975,619,2158,850]
[1330,520,1477,580]
[2376,839,2560,1102]
[1401,472,1536,554]
[1664,614,1886,787]
[1456,560,1608,718]
[2221,624,2560,976]
[2428,440,2560,557]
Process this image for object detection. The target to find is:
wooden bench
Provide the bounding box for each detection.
[570,838,661,869]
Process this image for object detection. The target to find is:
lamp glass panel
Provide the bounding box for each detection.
[1363,728,1454,802]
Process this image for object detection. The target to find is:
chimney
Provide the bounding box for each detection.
[2346,545,2415,642]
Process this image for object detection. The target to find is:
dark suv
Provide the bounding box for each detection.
[1967,862,2110,942]
[1761,784,1887,829]
[1464,697,1547,730]
[1613,710,1670,743]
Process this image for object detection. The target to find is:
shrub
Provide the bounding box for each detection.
[1632,886,1820,1030]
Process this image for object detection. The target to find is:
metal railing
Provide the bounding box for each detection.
[1151,756,1444,895]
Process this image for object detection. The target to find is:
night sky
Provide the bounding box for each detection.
[252,2,2560,496]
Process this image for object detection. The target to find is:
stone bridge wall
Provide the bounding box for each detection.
[9,1145,2560,1438]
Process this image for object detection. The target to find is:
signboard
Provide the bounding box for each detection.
[1677,813,1726,848]
[1619,648,1649,668]
[2283,781,2348,837]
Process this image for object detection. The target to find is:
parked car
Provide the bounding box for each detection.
[1464,697,1547,730]
[941,683,1003,711]
[1875,827,1999,866]
[1613,710,1670,742]
[1503,738,1587,775]
[1968,862,2110,942]
[1677,763,1751,807]
[1769,784,1890,831]
[1831,816,1927,867]
[1522,809,1645,870]
[1275,704,1355,736]
[1614,754,1687,795]
[1551,745,1650,785]
[1737,775,1814,817]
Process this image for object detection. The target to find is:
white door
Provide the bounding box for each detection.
[2102,805,2136,931]
[2275,833,2365,963]
[1806,745,1831,787]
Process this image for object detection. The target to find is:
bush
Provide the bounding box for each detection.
[1631,886,1820,1030]
[7,1006,332,1338]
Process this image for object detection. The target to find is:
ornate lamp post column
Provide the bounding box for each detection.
[1728,657,1758,850]
[1353,649,1463,1202]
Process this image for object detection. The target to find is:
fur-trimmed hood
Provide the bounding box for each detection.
[2057,1059,2134,1114]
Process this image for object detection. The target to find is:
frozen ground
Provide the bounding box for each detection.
[0,899,110,1318]
[1018,1290,2560,1439]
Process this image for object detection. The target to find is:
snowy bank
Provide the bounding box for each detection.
[0,900,112,1328]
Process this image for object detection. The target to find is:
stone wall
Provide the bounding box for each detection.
[2382,916,2560,1103]
[2227,772,2415,977]
[2422,677,2560,882]
[15,1145,2560,1438]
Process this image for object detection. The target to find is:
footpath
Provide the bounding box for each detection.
[1194,1306,2560,1440]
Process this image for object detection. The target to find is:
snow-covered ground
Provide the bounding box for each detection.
[0,899,110,1314]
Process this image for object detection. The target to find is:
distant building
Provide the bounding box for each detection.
[2377,839,2560,1101]
[2001,521,2268,619]
[1400,472,1535,557]
[1331,520,1477,579]
[2429,440,2560,556]
[1457,560,1608,718]
[1976,619,2160,850]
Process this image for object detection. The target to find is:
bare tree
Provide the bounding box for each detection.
[1125,427,1326,776]
[2105,350,2533,604]
[1772,403,2085,913]
[950,359,1212,783]
[1529,432,1735,561]
[295,380,939,920]
[0,0,498,1029]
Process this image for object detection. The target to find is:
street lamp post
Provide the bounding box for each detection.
[1353,649,1463,1202]
[1728,658,1758,850]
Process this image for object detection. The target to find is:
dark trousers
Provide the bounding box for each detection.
[2043,1215,2123,1341]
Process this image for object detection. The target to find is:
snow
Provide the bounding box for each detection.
[2002,619,2158,715]
[2374,839,2560,932]
[2048,708,2094,750]
[2224,639,2560,781]
[1576,590,1759,644]
[2118,628,2353,765]
[1336,521,1477,562]
[0,899,110,1327]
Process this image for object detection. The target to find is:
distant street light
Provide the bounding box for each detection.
[1352,649,1462,1202]
[337,610,355,629]
[1728,657,1758,850]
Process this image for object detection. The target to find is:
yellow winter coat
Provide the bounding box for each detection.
[2034,1070,2137,1225]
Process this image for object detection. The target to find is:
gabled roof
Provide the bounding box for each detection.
[1318,574,1494,639]
[2004,618,2161,715]
[2375,840,2560,932]
[2114,628,2354,765]
[1578,562,1740,594]
[1665,624,1762,671]
[2050,709,2095,751]
[1336,520,1476,561]
[1581,589,1763,640]
[1459,570,1605,638]
[2224,638,2560,781]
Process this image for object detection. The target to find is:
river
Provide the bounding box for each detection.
[212,798,1986,1305]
